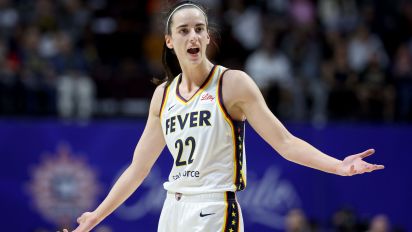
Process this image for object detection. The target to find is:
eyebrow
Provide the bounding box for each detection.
[176,23,206,29]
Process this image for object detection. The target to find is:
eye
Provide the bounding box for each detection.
[179,28,188,34]
[195,27,204,33]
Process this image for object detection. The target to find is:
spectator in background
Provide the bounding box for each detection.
[0,37,17,114]
[224,0,262,52]
[285,208,312,232]
[142,15,165,78]
[289,0,315,28]
[58,0,91,42]
[264,0,289,16]
[317,0,358,33]
[347,23,388,73]
[368,214,391,232]
[245,27,299,120]
[31,0,58,33]
[392,43,412,121]
[357,52,395,121]
[323,40,359,120]
[0,0,19,38]
[282,25,327,124]
[18,26,56,115]
[332,207,364,232]
[50,31,95,120]
[0,0,411,123]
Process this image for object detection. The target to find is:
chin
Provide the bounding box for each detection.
[187,58,202,65]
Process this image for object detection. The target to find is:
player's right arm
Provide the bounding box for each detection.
[63,83,167,232]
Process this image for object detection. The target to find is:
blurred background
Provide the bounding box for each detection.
[0,0,411,231]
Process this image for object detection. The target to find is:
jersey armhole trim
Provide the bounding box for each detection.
[159,84,170,119]
[217,69,232,121]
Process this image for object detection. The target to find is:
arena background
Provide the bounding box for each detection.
[0,0,411,231]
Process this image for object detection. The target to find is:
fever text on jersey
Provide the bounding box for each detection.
[165,110,212,135]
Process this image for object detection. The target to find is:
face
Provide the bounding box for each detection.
[165,7,210,66]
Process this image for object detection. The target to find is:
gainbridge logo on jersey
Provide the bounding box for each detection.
[113,165,300,230]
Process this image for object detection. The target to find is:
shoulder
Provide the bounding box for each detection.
[150,82,167,117]
[221,69,255,88]
[221,69,260,97]
[153,82,167,100]
[222,69,249,80]
[154,81,167,96]
[220,69,263,114]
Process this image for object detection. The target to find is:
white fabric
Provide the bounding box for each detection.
[160,65,246,194]
[157,192,244,232]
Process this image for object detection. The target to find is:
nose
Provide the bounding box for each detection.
[189,28,198,43]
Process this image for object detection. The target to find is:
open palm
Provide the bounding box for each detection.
[337,149,384,176]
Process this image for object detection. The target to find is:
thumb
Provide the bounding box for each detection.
[358,148,375,159]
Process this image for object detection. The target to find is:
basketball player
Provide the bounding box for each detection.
[61,1,384,232]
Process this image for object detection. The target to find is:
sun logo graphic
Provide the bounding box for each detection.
[26,143,102,227]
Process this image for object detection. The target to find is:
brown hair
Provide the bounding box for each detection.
[159,1,218,86]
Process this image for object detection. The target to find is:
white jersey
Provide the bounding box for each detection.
[160,65,247,194]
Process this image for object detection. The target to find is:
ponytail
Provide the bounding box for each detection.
[161,42,181,87]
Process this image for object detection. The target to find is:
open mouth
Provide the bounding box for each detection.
[187,48,200,54]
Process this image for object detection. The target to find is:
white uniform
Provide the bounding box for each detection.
[158,65,246,232]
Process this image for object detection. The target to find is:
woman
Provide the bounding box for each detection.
[62,1,384,232]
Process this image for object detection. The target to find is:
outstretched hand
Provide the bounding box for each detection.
[58,212,98,232]
[336,149,384,176]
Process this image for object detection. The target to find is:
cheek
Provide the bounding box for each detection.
[174,39,185,51]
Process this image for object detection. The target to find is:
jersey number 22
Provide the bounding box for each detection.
[175,136,196,166]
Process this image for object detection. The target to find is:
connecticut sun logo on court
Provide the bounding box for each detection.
[27,143,102,226]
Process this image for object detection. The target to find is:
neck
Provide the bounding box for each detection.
[180,60,214,91]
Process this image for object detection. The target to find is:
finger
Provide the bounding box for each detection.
[361,164,373,173]
[362,164,384,173]
[372,164,385,170]
[358,149,375,159]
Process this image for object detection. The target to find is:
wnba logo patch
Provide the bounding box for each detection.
[26,143,102,227]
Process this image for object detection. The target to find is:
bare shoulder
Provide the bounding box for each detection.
[221,69,263,120]
[222,69,261,101]
[222,69,252,85]
[153,82,167,98]
[150,82,167,117]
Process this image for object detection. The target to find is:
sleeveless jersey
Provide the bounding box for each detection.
[159,65,247,194]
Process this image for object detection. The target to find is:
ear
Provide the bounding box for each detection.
[165,35,173,49]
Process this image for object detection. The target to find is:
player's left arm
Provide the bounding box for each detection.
[222,70,384,176]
